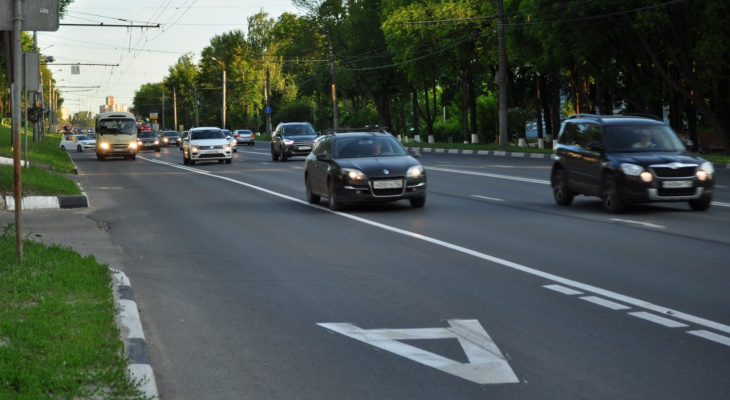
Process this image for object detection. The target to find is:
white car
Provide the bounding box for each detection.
[182,127,232,165]
[60,134,96,152]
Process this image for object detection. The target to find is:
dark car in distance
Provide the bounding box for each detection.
[304,131,427,210]
[137,131,161,152]
[271,122,317,161]
[551,114,715,213]
[161,131,181,147]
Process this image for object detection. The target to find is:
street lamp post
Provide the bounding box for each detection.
[211,57,226,130]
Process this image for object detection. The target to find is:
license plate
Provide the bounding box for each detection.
[299,146,311,151]
[663,180,693,188]
[373,180,403,189]
[113,148,124,152]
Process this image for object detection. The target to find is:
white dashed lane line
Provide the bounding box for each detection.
[545,284,730,348]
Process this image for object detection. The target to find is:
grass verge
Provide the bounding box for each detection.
[0,224,148,399]
[0,125,81,197]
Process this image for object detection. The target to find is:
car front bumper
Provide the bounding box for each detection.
[334,179,427,204]
[618,175,714,202]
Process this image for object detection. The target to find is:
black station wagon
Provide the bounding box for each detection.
[551,114,715,213]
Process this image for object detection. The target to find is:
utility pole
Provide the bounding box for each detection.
[497,0,509,146]
[12,0,24,260]
[265,67,271,138]
[329,45,339,129]
[161,90,165,130]
[193,83,199,127]
[211,57,226,129]
[173,87,178,131]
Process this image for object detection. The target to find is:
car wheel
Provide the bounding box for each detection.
[281,151,288,161]
[189,158,195,165]
[225,158,232,164]
[305,176,321,204]
[410,197,426,208]
[271,146,279,161]
[328,180,343,211]
[130,154,136,160]
[218,159,224,164]
[689,194,712,211]
[77,145,83,152]
[601,175,626,213]
[155,147,160,152]
[60,145,66,150]
[97,154,105,161]
[552,169,574,206]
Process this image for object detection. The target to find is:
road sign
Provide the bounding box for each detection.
[265,106,272,114]
[0,0,59,31]
[318,319,519,385]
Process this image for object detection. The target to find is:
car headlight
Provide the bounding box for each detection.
[129,142,137,149]
[406,165,424,178]
[100,142,110,149]
[283,139,294,146]
[342,168,367,184]
[621,163,652,182]
[191,145,199,152]
[154,140,159,145]
[621,163,643,176]
[697,161,714,181]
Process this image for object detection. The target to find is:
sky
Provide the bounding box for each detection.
[37,0,302,118]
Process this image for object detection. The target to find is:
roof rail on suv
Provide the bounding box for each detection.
[318,125,390,136]
[566,114,603,121]
[621,113,663,121]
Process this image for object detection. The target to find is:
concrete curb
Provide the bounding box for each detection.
[111,269,159,399]
[1,186,88,211]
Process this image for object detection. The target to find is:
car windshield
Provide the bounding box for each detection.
[138,132,155,138]
[165,132,179,137]
[282,125,315,136]
[237,130,252,135]
[191,129,225,140]
[98,119,136,134]
[605,125,687,153]
[75,134,92,140]
[334,136,407,158]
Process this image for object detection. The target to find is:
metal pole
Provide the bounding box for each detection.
[12,0,24,260]
[265,68,271,138]
[222,68,226,130]
[497,0,509,146]
[329,45,339,129]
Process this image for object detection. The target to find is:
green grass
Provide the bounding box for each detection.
[0,125,81,197]
[0,224,149,399]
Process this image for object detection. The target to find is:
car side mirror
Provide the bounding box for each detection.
[411,150,421,158]
[682,139,694,151]
[315,153,329,161]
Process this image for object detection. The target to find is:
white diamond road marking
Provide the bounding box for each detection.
[318,319,519,385]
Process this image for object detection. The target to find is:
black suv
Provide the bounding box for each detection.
[551,114,715,213]
[271,122,317,161]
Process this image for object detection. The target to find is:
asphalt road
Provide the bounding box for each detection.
[65,145,730,399]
